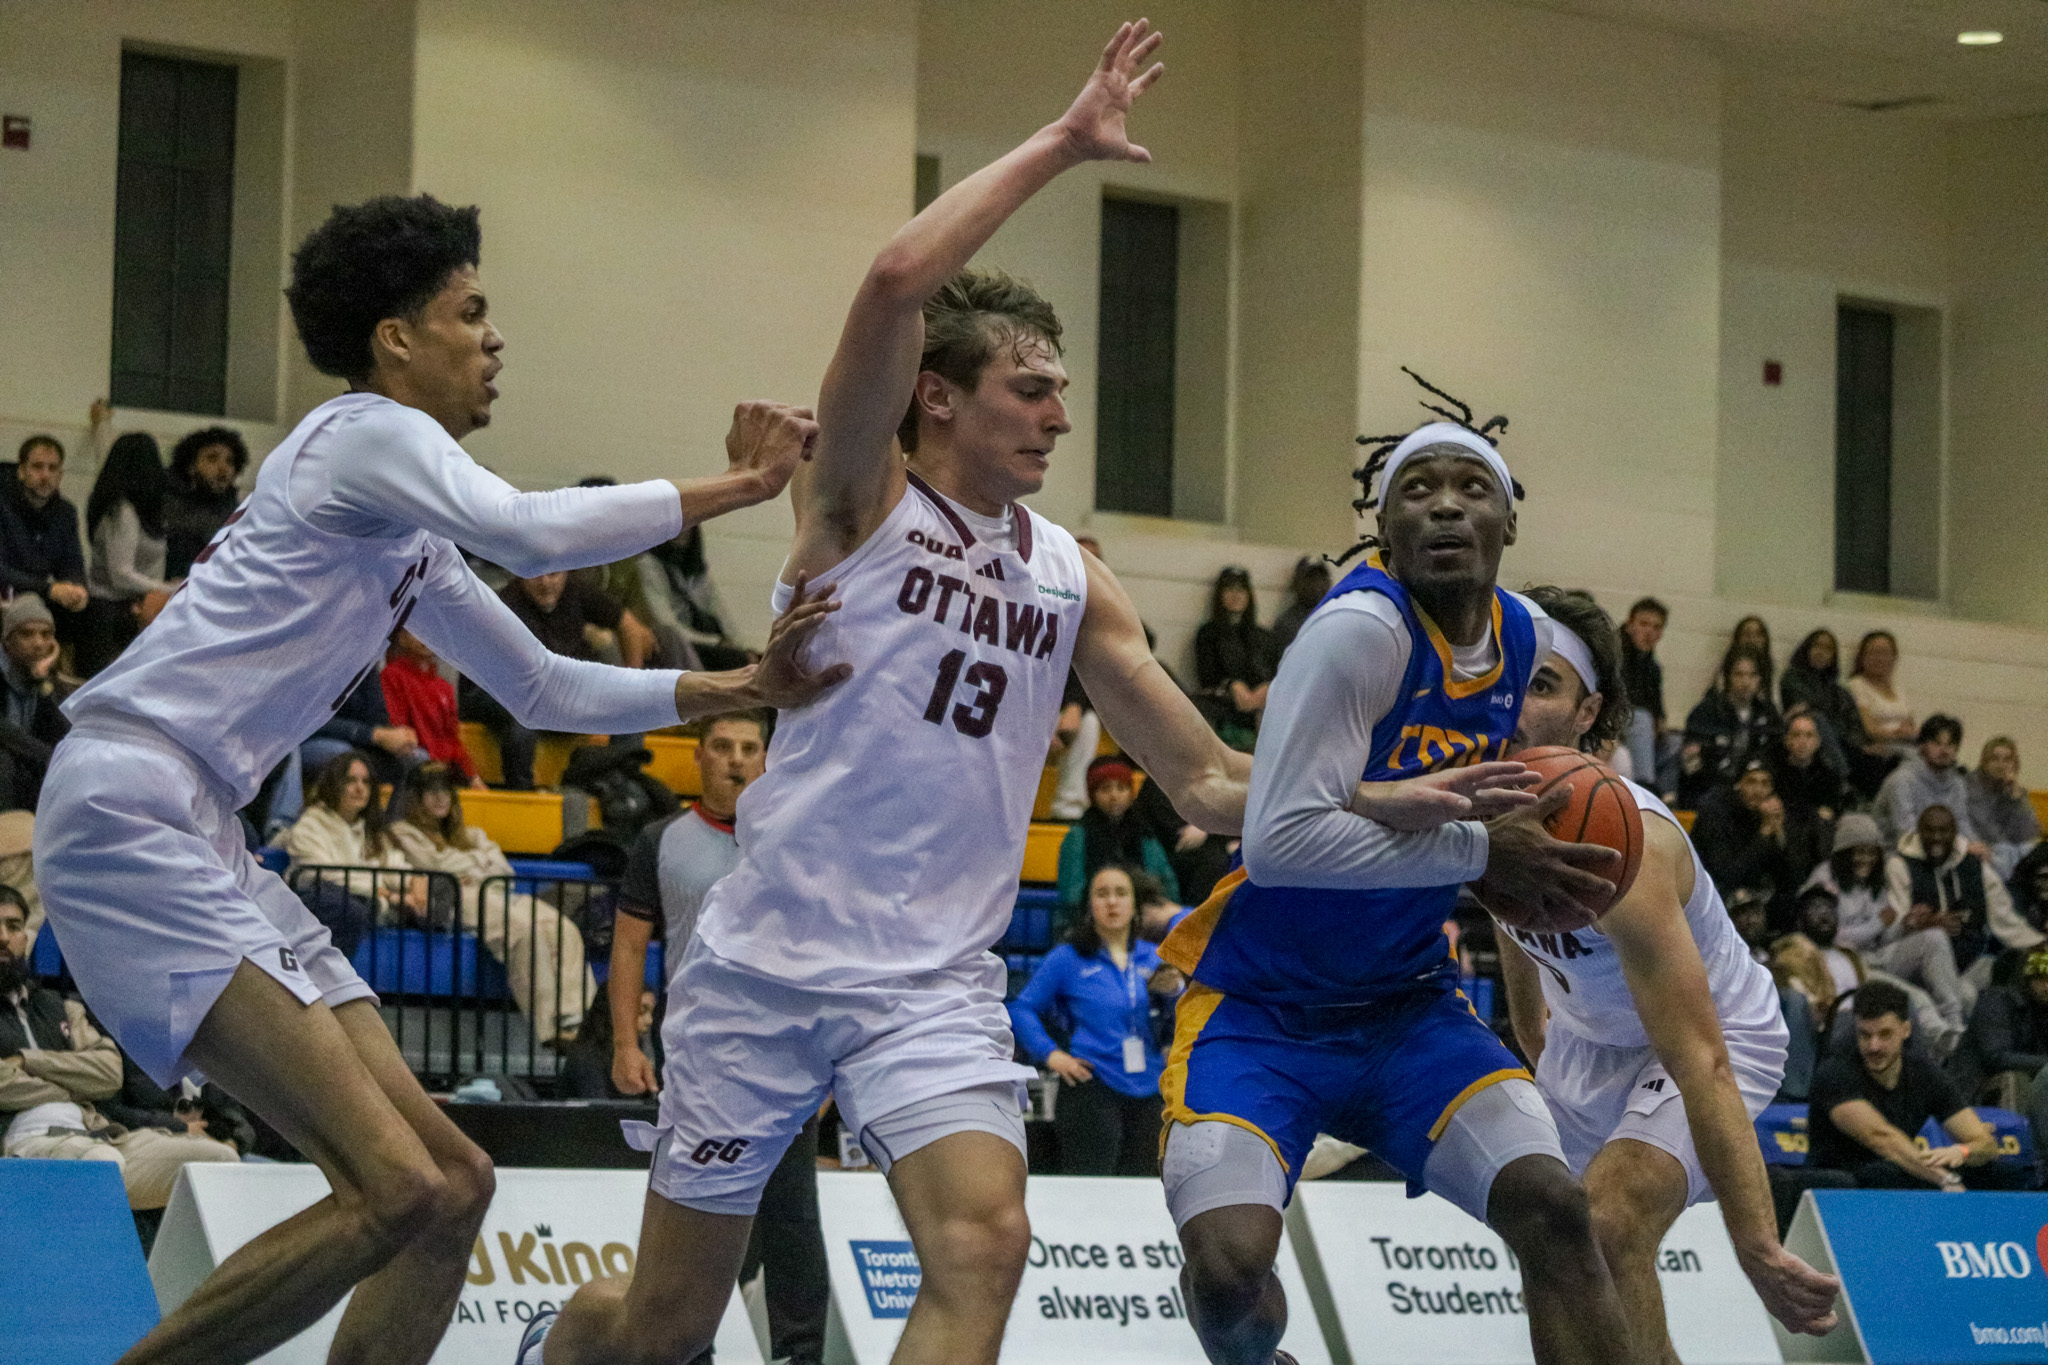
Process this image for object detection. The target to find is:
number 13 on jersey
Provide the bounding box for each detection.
[922,649,1008,739]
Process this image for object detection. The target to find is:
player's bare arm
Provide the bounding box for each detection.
[1072,549,1249,835]
[608,914,658,1096]
[1607,816,1840,1336]
[788,20,1164,574]
[672,572,850,721]
[1495,934,1550,1065]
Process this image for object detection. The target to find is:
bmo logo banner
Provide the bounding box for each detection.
[1784,1189,2048,1363]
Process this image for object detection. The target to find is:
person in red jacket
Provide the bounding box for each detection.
[382,630,484,785]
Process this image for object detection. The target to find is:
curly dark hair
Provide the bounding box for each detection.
[1335,367,1521,568]
[1522,586,1631,754]
[285,195,482,381]
[896,267,1063,454]
[169,426,249,483]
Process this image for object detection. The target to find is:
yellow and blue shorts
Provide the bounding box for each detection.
[1160,976,1529,1201]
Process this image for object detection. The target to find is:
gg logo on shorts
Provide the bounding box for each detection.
[689,1137,751,1165]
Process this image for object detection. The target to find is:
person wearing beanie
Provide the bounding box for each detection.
[1055,755,1179,919]
[0,592,71,745]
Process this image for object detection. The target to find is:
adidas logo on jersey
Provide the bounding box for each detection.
[974,559,1005,581]
[1641,1078,1666,1093]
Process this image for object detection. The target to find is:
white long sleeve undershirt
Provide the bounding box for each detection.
[1240,590,1551,891]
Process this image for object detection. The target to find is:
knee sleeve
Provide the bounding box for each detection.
[1422,1077,1565,1225]
[858,1082,1026,1177]
[1162,1121,1288,1229]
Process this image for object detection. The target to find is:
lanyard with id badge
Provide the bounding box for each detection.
[1120,953,1147,1074]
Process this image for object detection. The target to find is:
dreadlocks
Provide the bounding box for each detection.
[1332,367,1522,568]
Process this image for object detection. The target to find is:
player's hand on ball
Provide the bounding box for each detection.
[1053,20,1165,165]
[1743,1245,1841,1337]
[752,572,852,709]
[1474,784,1623,932]
[1351,762,1539,831]
[725,400,820,502]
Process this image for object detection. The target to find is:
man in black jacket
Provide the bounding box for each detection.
[1692,760,1826,930]
[0,436,89,644]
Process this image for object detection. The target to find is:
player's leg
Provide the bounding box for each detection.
[883,1125,1032,1365]
[117,964,467,1365]
[1480,1150,1632,1365]
[1581,1139,1688,1365]
[540,1192,754,1364]
[752,1115,830,1365]
[324,999,498,1365]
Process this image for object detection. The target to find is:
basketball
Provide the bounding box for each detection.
[1513,745,1645,911]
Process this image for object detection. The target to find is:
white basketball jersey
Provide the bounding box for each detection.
[696,475,1087,986]
[1496,778,1780,1048]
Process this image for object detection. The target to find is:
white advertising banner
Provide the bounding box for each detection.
[1294,1182,1781,1364]
[149,1164,761,1364]
[817,1170,1333,1364]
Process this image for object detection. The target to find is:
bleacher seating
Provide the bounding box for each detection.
[456,724,706,798]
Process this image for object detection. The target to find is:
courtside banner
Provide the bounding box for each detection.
[149,1164,762,1364]
[816,1171,1334,1363]
[1783,1189,2048,1363]
[1294,1181,1780,1364]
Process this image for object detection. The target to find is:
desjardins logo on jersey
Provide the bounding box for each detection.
[1038,584,1080,602]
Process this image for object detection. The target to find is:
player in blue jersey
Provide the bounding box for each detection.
[1159,373,1635,1365]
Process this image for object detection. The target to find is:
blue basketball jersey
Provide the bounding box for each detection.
[1162,552,1538,1004]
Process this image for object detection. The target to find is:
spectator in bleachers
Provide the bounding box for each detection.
[1057,756,1179,919]
[1806,813,1968,1043]
[1692,760,1819,927]
[2,594,71,745]
[2013,845,2048,936]
[1805,979,2018,1189]
[1780,629,1865,780]
[1771,713,1845,826]
[1617,597,1675,796]
[391,762,593,1045]
[1133,868,1189,942]
[1950,950,2048,1117]
[1193,565,1278,751]
[278,749,420,959]
[0,888,240,1208]
[1009,864,1180,1176]
[162,426,247,579]
[382,630,482,786]
[1728,885,1773,966]
[1772,884,1947,1048]
[1888,803,2041,1028]
[1270,556,1331,653]
[77,428,177,676]
[461,570,647,790]
[1876,715,1978,849]
[635,524,752,672]
[1967,737,2040,880]
[1681,645,1781,806]
[308,663,428,794]
[1725,614,1776,699]
[1848,630,1916,767]
[0,432,89,648]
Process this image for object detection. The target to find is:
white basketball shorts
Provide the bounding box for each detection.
[34,718,375,1086]
[1536,1015,1787,1206]
[640,938,1034,1214]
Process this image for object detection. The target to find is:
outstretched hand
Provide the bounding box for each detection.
[1351,761,1540,831]
[752,572,852,709]
[1053,20,1166,164]
[725,400,820,504]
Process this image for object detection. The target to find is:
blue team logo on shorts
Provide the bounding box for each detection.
[850,1240,920,1317]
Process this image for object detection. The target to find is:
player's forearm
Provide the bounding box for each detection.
[1673,1052,1782,1260]
[669,468,783,532]
[864,127,1080,309]
[607,922,652,1053]
[673,665,770,723]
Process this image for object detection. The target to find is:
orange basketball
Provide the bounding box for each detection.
[1513,745,1644,911]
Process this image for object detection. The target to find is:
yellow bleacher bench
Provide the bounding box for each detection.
[459,789,589,856]
[1022,822,1065,884]
[457,723,603,789]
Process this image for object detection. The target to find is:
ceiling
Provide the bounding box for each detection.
[1511,0,2048,119]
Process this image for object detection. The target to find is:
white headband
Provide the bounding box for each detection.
[1372,422,1515,508]
[1549,621,1601,699]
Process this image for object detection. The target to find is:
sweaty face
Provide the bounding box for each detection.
[1855,1013,1910,1074]
[1918,807,1958,862]
[1376,450,1514,601]
[193,444,237,494]
[1089,869,1136,938]
[380,264,504,438]
[1512,656,1596,753]
[695,720,766,818]
[17,446,62,504]
[923,334,1070,506]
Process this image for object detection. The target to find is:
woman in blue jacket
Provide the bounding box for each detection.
[1009,863,1183,1175]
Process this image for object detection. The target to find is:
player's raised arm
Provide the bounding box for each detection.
[1606,817,1841,1336]
[796,20,1164,550]
[1072,548,1248,834]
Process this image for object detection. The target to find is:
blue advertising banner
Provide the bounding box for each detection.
[1788,1189,2048,1363]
